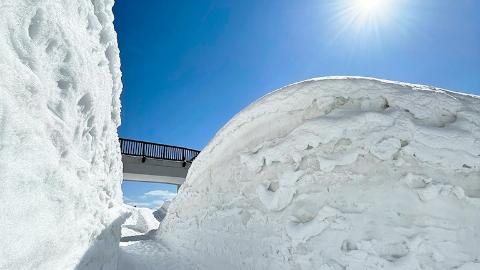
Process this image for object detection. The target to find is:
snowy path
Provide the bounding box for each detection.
[119,240,201,270]
[117,205,202,270]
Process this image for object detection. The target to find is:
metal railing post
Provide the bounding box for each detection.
[141,142,146,163]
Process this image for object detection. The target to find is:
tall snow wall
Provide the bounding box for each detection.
[159,77,480,270]
[0,0,123,269]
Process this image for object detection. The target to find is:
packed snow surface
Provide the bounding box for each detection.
[121,77,480,270]
[0,0,123,269]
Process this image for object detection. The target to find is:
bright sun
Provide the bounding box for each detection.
[334,0,394,33]
[328,0,400,43]
[354,0,389,16]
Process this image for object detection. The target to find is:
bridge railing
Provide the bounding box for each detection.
[119,138,200,162]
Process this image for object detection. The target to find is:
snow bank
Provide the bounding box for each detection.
[122,205,159,236]
[0,0,123,269]
[156,77,480,269]
[120,205,159,249]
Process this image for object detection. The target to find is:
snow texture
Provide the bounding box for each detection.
[120,205,160,247]
[152,201,170,222]
[122,205,159,235]
[0,0,123,269]
[122,77,480,270]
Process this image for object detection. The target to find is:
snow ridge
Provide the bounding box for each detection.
[150,77,480,270]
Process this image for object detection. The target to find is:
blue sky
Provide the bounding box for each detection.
[113,0,480,208]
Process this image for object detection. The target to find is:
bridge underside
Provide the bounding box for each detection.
[122,155,190,185]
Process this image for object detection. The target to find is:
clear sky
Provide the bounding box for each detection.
[113,0,480,208]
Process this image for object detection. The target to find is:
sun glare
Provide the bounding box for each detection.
[323,0,404,52]
[331,0,395,35]
[354,0,387,15]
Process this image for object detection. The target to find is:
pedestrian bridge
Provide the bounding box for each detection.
[120,138,200,185]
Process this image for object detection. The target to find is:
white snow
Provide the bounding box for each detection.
[152,201,171,222]
[122,205,159,235]
[0,0,123,269]
[120,205,159,247]
[120,77,480,270]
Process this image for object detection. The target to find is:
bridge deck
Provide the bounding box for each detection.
[120,138,200,185]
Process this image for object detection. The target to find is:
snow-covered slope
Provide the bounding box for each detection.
[0,0,123,269]
[148,77,480,270]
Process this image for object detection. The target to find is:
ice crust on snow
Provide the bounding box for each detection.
[0,0,123,269]
[122,77,480,270]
